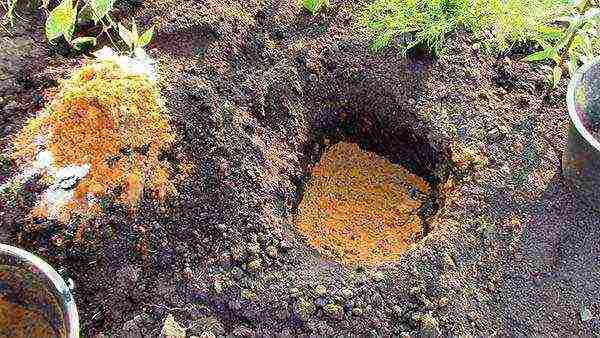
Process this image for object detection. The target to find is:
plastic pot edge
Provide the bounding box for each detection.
[567,56,600,152]
[0,243,79,338]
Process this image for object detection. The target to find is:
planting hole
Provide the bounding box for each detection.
[295,109,449,267]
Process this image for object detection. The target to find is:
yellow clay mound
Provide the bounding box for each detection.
[296,142,430,266]
[12,59,177,221]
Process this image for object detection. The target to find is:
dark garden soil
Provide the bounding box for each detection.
[1,0,599,336]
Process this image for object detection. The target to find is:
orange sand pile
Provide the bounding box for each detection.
[296,142,431,266]
[12,59,177,222]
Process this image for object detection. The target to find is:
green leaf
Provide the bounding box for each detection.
[552,65,562,88]
[537,37,553,50]
[90,0,115,22]
[5,0,17,26]
[535,25,565,41]
[523,48,557,62]
[569,34,584,52]
[579,32,595,59]
[45,0,77,41]
[138,25,155,47]
[302,0,319,15]
[46,19,62,41]
[557,19,584,52]
[78,5,96,23]
[63,11,77,41]
[71,36,97,50]
[118,22,133,48]
[370,31,393,52]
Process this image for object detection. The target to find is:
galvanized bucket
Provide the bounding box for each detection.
[563,57,600,209]
[0,244,79,337]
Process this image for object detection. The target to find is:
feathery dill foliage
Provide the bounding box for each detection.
[472,0,570,51]
[360,0,473,56]
[359,0,570,55]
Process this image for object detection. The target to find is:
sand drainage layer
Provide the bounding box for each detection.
[296,142,431,266]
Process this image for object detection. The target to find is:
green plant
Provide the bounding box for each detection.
[44,0,115,50]
[471,0,569,52]
[524,0,600,87]
[3,0,154,53]
[359,0,569,56]
[0,153,13,175]
[45,0,78,42]
[360,0,473,55]
[117,19,154,54]
[302,0,330,16]
[1,0,18,27]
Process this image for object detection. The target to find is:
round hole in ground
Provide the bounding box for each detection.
[294,109,451,267]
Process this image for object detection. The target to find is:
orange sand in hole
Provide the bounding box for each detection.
[296,142,431,266]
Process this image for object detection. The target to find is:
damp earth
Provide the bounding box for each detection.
[1,0,598,336]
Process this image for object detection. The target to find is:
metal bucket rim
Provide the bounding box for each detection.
[567,57,600,153]
[0,243,79,338]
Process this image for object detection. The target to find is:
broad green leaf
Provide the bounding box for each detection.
[569,34,583,52]
[71,36,97,50]
[45,19,62,41]
[118,22,133,48]
[552,65,562,88]
[45,0,77,41]
[303,0,319,15]
[535,25,564,41]
[523,48,557,62]
[138,25,155,47]
[63,9,77,42]
[90,0,115,22]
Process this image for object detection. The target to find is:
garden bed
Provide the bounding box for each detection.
[2,0,597,336]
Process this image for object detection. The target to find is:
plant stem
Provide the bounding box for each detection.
[99,15,121,53]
